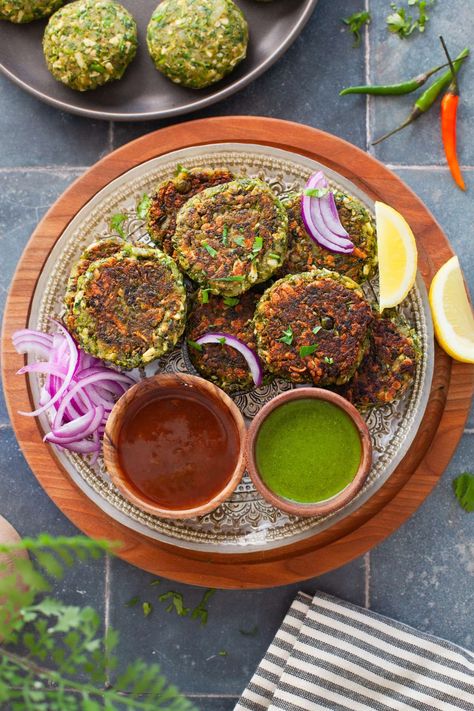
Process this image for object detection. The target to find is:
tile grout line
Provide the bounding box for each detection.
[0,166,89,174]
[108,122,114,153]
[364,552,371,609]
[364,0,372,153]
[0,424,12,431]
[387,164,474,171]
[104,553,111,685]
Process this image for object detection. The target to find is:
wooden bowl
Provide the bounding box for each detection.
[103,373,247,520]
[245,388,372,517]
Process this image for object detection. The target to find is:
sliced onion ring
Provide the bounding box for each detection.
[195,332,263,388]
[301,171,355,254]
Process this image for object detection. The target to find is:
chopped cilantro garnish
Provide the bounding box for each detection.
[299,344,318,358]
[234,236,246,247]
[191,589,216,626]
[218,650,228,657]
[203,242,218,257]
[150,579,161,587]
[453,473,474,512]
[125,596,139,608]
[341,10,371,47]
[222,224,229,246]
[217,337,227,345]
[304,187,330,198]
[252,236,263,253]
[175,163,189,175]
[142,601,153,617]
[212,275,245,282]
[187,339,203,352]
[159,591,189,617]
[201,288,211,304]
[269,252,281,261]
[279,327,293,346]
[223,297,240,307]
[136,193,151,220]
[386,0,435,39]
[109,212,127,238]
[324,356,334,364]
[312,325,322,335]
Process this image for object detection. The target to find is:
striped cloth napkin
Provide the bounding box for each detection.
[235,591,474,711]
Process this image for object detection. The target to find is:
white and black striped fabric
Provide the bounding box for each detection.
[235,591,474,711]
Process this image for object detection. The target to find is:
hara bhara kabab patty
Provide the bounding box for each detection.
[147,166,234,256]
[64,237,126,316]
[67,246,186,369]
[0,0,65,22]
[281,191,377,283]
[173,178,288,296]
[43,0,137,91]
[254,270,373,386]
[186,290,260,393]
[146,0,248,89]
[340,313,419,409]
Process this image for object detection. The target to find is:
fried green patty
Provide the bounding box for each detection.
[186,290,261,393]
[43,0,137,91]
[68,246,186,369]
[339,312,419,409]
[0,0,64,22]
[146,0,248,89]
[64,237,126,317]
[280,191,377,283]
[254,270,373,385]
[173,178,288,297]
[147,166,234,256]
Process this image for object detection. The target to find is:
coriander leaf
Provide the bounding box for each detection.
[187,339,203,352]
[212,275,245,282]
[304,187,330,198]
[453,473,474,512]
[203,242,218,257]
[252,236,263,253]
[201,288,210,304]
[240,625,259,637]
[159,591,190,617]
[175,163,189,175]
[324,356,334,364]
[217,337,227,345]
[136,193,152,220]
[341,10,371,48]
[150,579,161,587]
[218,650,228,657]
[109,213,127,238]
[223,297,240,307]
[191,588,215,626]
[142,601,153,617]
[386,1,434,38]
[233,235,246,247]
[222,224,229,246]
[299,344,318,358]
[269,252,281,262]
[125,596,139,608]
[279,327,293,346]
[312,325,322,335]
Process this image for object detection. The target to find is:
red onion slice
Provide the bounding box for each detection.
[45,406,104,445]
[301,171,354,254]
[195,332,263,387]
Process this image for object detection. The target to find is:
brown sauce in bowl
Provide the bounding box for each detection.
[118,386,240,510]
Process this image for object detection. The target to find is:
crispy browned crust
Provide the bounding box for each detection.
[147,167,234,255]
[254,270,373,386]
[339,314,419,409]
[186,290,261,393]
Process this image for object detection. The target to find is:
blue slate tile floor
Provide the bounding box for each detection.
[0,1,472,708]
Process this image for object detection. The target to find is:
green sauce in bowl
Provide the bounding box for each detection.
[255,398,362,503]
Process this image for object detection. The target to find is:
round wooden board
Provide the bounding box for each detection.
[2,117,473,589]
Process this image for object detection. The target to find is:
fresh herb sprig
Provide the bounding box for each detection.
[0,535,195,711]
[341,10,371,48]
[109,212,128,238]
[386,0,435,39]
[453,473,474,512]
[136,193,152,220]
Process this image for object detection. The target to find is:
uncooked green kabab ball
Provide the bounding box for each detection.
[0,0,65,23]
[146,0,249,89]
[42,0,137,92]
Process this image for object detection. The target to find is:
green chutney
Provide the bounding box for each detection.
[255,399,362,503]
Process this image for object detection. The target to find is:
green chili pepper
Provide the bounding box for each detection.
[372,47,469,145]
[340,61,451,96]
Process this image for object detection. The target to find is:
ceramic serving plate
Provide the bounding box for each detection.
[0,0,317,121]
[26,142,434,554]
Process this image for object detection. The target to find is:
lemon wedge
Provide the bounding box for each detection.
[429,255,474,363]
[375,201,418,312]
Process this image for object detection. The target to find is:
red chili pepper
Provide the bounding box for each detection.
[440,36,466,191]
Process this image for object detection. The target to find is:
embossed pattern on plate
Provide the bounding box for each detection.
[28,144,434,553]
